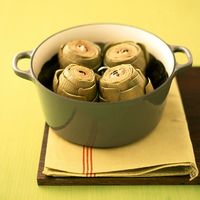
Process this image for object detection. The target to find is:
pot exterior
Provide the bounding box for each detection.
[35,78,172,147]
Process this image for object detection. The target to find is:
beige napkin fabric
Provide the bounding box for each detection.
[43,79,198,180]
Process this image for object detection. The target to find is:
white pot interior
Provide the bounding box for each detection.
[32,24,175,78]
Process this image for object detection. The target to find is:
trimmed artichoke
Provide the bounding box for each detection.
[58,39,102,70]
[99,64,153,102]
[53,64,97,101]
[103,41,149,74]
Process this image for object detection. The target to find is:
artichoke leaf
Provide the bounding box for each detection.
[100,86,120,102]
[53,69,64,92]
[120,85,144,100]
[78,84,97,101]
[62,90,87,101]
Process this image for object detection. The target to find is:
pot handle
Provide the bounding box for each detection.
[170,45,193,76]
[12,50,34,81]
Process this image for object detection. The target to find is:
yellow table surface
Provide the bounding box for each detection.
[1,0,200,199]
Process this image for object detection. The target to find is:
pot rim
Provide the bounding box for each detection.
[30,23,176,105]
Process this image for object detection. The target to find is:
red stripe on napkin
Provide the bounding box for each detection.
[82,146,95,177]
[82,146,85,174]
[89,147,93,177]
[86,146,89,176]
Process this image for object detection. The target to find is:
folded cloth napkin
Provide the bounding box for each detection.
[43,80,198,180]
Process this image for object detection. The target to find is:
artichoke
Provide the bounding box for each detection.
[58,39,102,70]
[103,41,149,74]
[99,64,153,102]
[53,64,97,101]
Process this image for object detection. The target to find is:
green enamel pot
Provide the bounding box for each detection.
[12,24,192,148]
